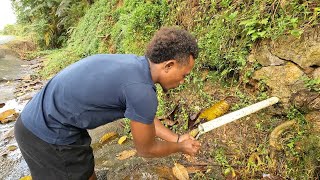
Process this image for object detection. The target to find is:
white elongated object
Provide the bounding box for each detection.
[197,97,279,137]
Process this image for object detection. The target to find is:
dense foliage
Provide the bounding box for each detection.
[5,0,91,48]
[5,0,319,79]
[35,1,320,79]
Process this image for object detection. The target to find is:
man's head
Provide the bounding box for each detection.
[146,27,199,92]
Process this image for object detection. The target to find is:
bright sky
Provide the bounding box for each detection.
[0,0,17,30]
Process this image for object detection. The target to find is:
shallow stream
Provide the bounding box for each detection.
[0,36,31,179]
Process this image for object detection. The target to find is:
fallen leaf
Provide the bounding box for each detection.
[19,175,32,180]
[0,109,16,123]
[188,112,201,129]
[172,163,189,180]
[168,105,179,121]
[116,149,137,160]
[153,167,176,179]
[17,92,25,97]
[248,153,263,166]
[99,132,118,144]
[7,145,17,151]
[159,105,179,125]
[118,135,127,144]
[224,167,236,177]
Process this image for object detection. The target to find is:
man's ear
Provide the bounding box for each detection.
[163,60,176,73]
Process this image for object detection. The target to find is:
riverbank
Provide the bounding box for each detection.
[0,56,45,179]
[0,35,45,179]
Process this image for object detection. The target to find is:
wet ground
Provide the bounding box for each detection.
[0,36,38,179]
[0,80,33,178]
[0,36,28,103]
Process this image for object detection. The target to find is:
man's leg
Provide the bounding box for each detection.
[15,116,95,180]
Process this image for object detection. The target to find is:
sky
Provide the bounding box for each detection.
[0,0,17,30]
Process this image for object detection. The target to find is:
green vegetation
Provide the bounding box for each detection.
[211,148,236,178]
[302,75,320,92]
[6,0,319,80]
[5,0,90,48]
[281,108,320,179]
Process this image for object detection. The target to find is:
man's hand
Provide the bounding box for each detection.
[130,120,201,157]
[179,139,201,156]
[177,133,201,156]
[178,133,195,142]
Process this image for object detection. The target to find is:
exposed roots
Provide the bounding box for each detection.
[269,120,296,150]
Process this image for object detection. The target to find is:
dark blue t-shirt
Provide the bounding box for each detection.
[21,54,158,145]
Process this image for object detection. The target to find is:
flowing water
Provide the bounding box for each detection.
[0,36,31,179]
[0,36,28,103]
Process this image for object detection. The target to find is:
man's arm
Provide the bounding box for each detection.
[154,117,196,143]
[154,117,179,142]
[130,120,200,158]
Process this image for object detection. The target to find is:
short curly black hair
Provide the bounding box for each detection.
[145,27,198,64]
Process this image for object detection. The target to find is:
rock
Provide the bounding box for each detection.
[251,28,320,69]
[312,68,320,79]
[252,41,285,66]
[247,54,256,63]
[253,62,305,107]
[0,127,14,141]
[22,75,32,81]
[290,89,320,112]
[306,44,320,67]
[270,28,320,69]
[305,111,320,132]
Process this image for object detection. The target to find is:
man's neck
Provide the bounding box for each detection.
[148,59,160,84]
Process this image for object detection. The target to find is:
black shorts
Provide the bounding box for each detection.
[14,116,94,180]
